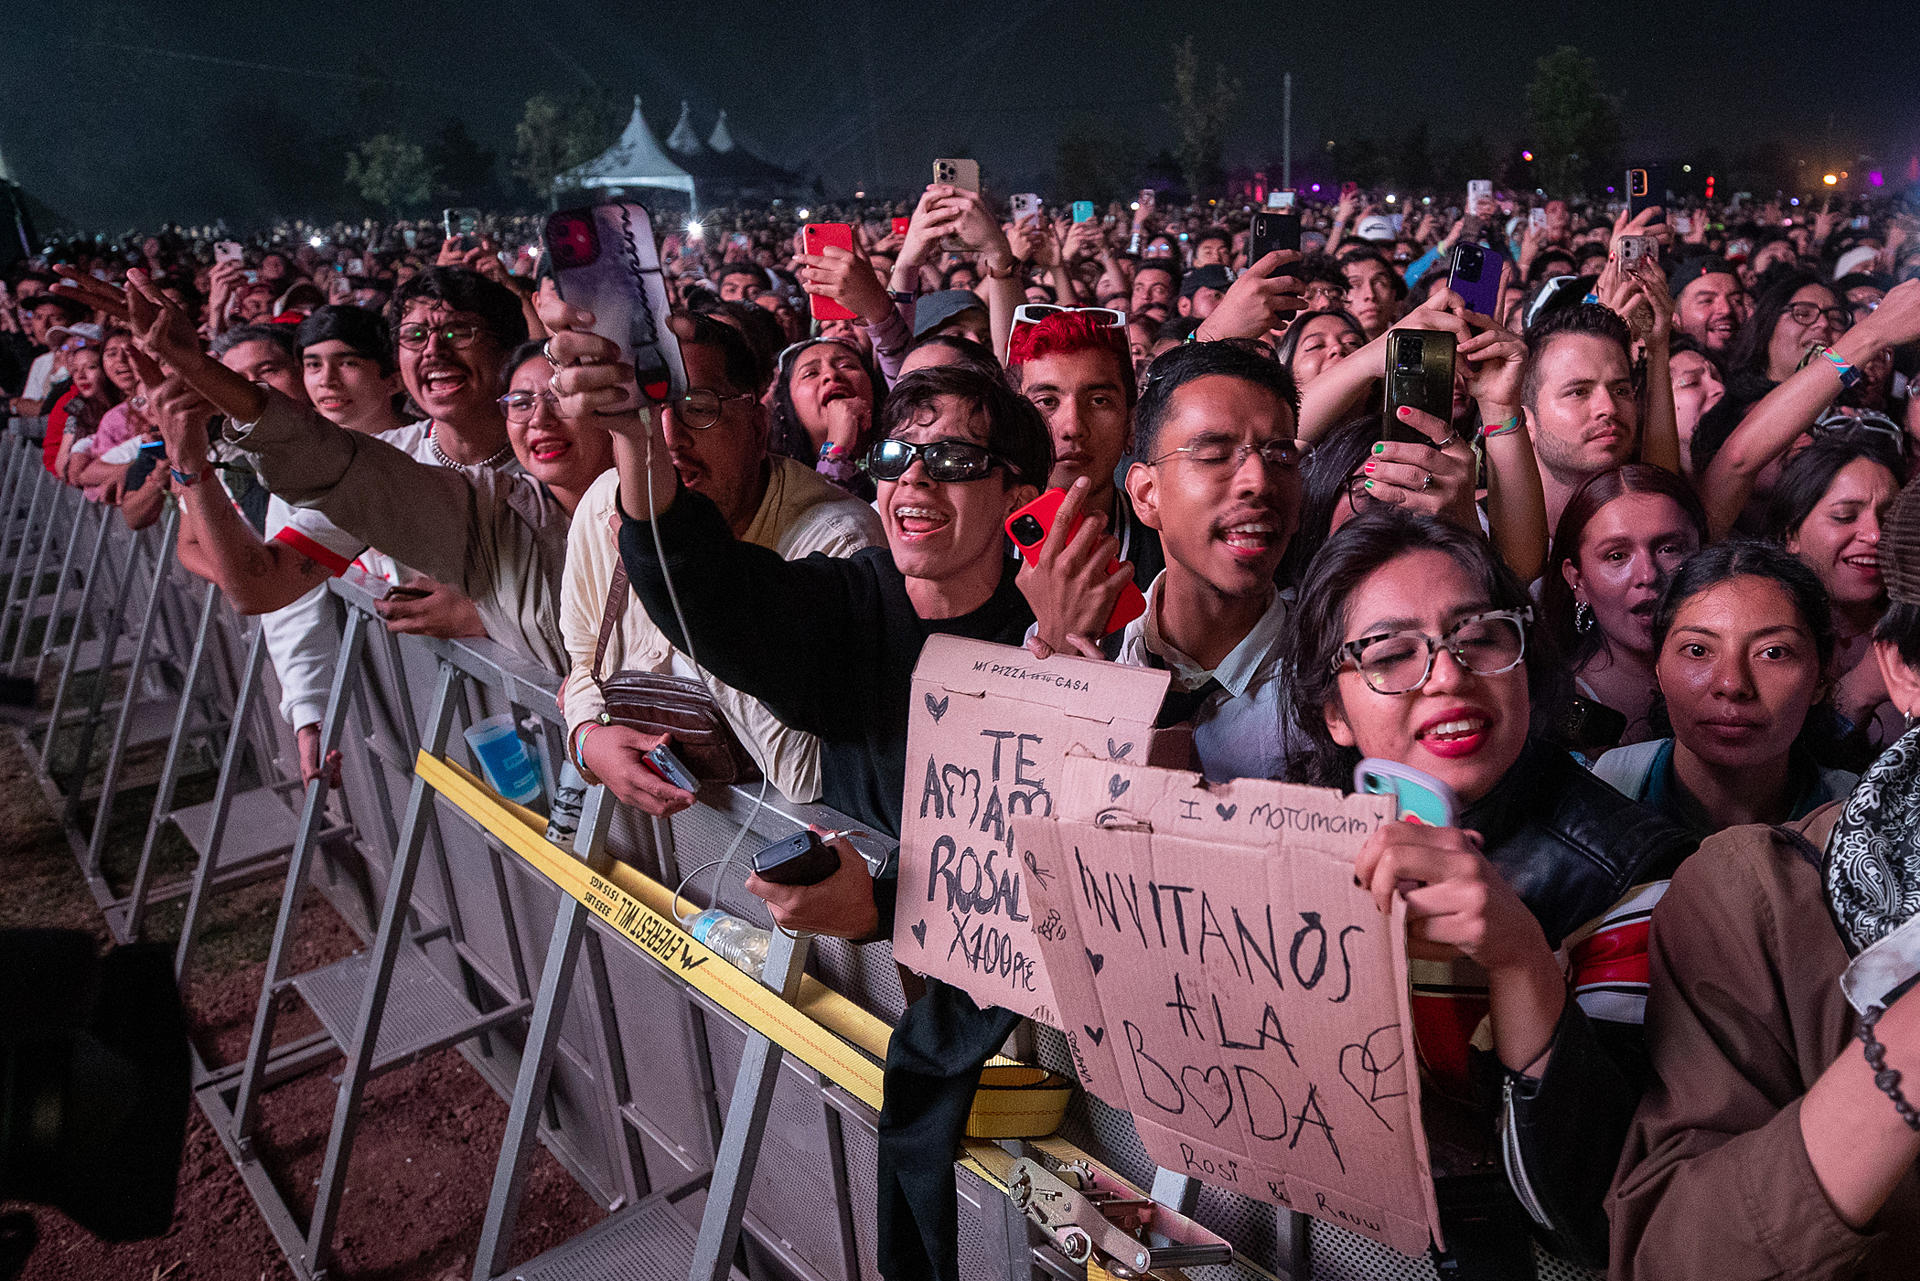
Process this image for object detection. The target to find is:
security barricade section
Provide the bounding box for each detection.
[0,415,1340,1281]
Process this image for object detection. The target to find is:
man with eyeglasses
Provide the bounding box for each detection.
[183,267,524,635]
[559,312,881,818]
[1021,341,1306,782]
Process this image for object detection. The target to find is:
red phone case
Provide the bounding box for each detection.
[1003,487,1147,638]
[891,216,911,237]
[801,223,858,322]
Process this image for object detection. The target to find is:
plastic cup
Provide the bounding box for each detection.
[463,714,543,805]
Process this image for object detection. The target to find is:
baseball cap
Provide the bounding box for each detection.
[1179,265,1231,299]
[1665,255,1739,300]
[47,321,105,346]
[912,289,987,338]
[1354,215,1396,243]
[1834,245,1880,280]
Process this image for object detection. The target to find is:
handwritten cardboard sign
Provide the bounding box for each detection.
[1021,753,1442,1256]
[892,637,1169,1024]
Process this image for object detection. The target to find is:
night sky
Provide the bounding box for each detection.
[4,0,1913,228]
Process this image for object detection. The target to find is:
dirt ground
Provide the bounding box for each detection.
[0,727,604,1280]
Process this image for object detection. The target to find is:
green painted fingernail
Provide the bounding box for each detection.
[1372,442,1385,455]
[1364,479,1375,490]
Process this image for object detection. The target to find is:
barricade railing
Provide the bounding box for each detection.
[0,475,1322,1281]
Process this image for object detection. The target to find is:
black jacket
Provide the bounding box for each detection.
[1449,741,1696,1274]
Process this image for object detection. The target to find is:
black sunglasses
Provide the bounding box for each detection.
[862,437,1006,483]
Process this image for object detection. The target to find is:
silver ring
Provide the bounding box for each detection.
[541,338,559,365]
[1421,471,1434,492]
[130,394,148,411]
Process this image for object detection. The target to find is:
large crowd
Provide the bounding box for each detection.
[6,174,1919,1279]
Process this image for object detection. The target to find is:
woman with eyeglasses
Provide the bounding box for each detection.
[1593,541,1855,841]
[770,336,885,499]
[1287,507,1693,1270]
[1691,270,1856,483]
[1764,433,1907,765]
[1701,277,1920,537]
[1541,466,1709,756]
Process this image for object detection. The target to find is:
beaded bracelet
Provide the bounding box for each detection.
[569,719,604,772]
[1481,414,1523,440]
[1857,1003,1920,1132]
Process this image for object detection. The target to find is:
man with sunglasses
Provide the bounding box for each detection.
[1022,341,1306,782]
[560,312,882,818]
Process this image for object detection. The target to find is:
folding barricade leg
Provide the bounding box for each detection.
[32,479,98,685]
[12,477,80,671]
[0,429,32,572]
[77,506,182,906]
[299,656,534,1279]
[0,463,52,664]
[37,501,126,778]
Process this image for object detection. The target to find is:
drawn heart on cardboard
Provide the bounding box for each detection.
[1107,738,1133,760]
[908,920,928,947]
[1083,1025,1106,1047]
[1215,803,1238,821]
[1338,1024,1409,1130]
[1182,1065,1234,1127]
[1108,774,1130,801]
[1085,948,1105,975]
[924,692,950,723]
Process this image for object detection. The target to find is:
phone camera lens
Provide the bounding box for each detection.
[1011,516,1043,544]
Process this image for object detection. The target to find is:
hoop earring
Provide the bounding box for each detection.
[1574,600,1594,634]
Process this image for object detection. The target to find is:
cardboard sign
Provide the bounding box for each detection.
[892,637,1169,1024]
[1021,754,1442,1256]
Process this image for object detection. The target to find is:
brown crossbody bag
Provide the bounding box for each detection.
[589,563,759,785]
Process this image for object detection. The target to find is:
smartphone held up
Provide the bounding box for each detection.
[800,223,858,321]
[542,202,687,406]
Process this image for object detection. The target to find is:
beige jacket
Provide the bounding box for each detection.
[229,393,572,675]
[559,459,882,803]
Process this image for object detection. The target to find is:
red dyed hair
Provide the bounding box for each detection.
[1006,310,1136,405]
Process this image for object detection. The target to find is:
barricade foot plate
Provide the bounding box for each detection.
[290,944,496,1072]
[496,1183,743,1281]
[175,785,343,864]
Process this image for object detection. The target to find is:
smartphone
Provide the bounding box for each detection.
[1003,488,1147,637]
[1354,759,1458,828]
[1671,212,1692,236]
[932,158,980,193]
[345,257,365,276]
[800,223,858,321]
[1248,211,1301,271]
[1381,329,1456,440]
[643,743,699,793]
[1340,181,1359,200]
[543,202,687,405]
[401,228,418,251]
[1447,242,1503,316]
[1466,179,1493,215]
[382,585,433,603]
[1011,193,1042,223]
[1615,234,1657,269]
[1071,200,1097,224]
[1850,214,1871,231]
[752,830,843,888]
[443,207,481,239]
[1625,166,1666,223]
[215,240,244,266]
[1528,208,1547,233]
[890,216,911,237]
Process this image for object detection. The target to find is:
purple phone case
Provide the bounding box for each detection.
[1447,245,1503,316]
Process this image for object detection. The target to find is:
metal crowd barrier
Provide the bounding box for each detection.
[0,424,1375,1281]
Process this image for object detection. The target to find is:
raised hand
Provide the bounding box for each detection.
[1194,251,1308,342]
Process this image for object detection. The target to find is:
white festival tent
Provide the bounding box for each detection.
[557,96,697,209]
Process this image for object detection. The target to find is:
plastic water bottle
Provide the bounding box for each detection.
[687,909,770,979]
[464,713,543,806]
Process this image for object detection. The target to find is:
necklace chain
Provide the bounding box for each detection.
[429,427,514,471]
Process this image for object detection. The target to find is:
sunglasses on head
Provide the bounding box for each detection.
[1010,303,1127,331]
[862,436,1008,483]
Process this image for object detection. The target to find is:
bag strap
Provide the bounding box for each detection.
[591,561,630,686]
[1773,823,1824,870]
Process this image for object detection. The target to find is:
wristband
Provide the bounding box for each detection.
[569,719,604,772]
[1480,414,1523,440]
[171,465,210,486]
[1819,346,1864,390]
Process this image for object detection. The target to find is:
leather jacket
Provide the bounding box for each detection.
[1442,740,1697,1274]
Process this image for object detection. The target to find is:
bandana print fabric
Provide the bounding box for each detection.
[1825,722,1920,955]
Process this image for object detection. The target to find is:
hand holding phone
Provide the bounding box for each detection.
[1006,484,1146,642]
[1354,759,1458,827]
[799,223,858,321]
[1382,329,1457,438]
[543,202,687,405]
[752,830,844,887]
[215,241,244,266]
[1447,243,1503,316]
[1249,211,1301,271]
